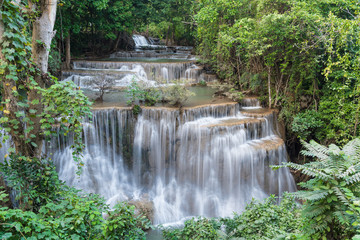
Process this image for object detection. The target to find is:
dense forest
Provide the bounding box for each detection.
[1,0,360,239]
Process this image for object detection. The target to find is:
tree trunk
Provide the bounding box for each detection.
[268,66,272,109]
[65,31,71,69]
[165,25,171,46]
[112,31,121,52]
[27,0,58,158]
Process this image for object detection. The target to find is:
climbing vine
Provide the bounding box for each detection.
[0,1,91,173]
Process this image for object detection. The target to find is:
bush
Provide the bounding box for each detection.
[0,190,151,240]
[0,157,152,239]
[162,217,221,240]
[0,155,63,211]
[105,202,152,240]
[161,80,195,106]
[291,110,324,141]
[126,80,161,106]
[162,194,301,240]
[221,194,301,240]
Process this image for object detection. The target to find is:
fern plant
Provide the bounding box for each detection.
[274,138,360,239]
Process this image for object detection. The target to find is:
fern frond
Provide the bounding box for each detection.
[345,172,360,184]
[328,144,341,155]
[292,190,329,201]
[284,162,331,180]
[343,138,360,158]
[332,187,352,207]
[338,166,356,178]
[301,140,329,161]
[302,205,327,218]
[333,211,351,226]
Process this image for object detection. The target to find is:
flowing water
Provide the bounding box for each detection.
[51,102,296,224]
[1,35,297,227]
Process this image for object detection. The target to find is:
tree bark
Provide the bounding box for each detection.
[27,0,58,158]
[165,25,171,46]
[65,31,71,69]
[112,31,121,52]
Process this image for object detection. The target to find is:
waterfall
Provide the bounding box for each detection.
[63,60,208,89]
[55,35,297,225]
[0,131,10,162]
[53,103,296,224]
[133,35,150,48]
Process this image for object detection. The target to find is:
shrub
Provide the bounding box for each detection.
[0,190,152,240]
[162,194,301,240]
[126,80,160,106]
[104,202,152,240]
[291,110,324,141]
[0,155,63,211]
[162,217,221,240]
[221,194,301,240]
[275,138,360,239]
[161,80,195,106]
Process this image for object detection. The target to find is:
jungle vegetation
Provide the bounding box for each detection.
[0,0,360,239]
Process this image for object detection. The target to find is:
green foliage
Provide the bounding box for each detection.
[162,217,220,240]
[0,189,151,240]
[145,0,196,45]
[194,0,360,145]
[126,79,142,105]
[0,0,92,167]
[56,0,138,54]
[198,80,207,87]
[292,110,324,141]
[126,80,161,106]
[162,194,302,240]
[126,79,194,107]
[38,80,92,169]
[274,138,360,239]
[132,104,141,116]
[0,155,63,212]
[161,80,195,106]
[221,194,301,240]
[48,43,62,76]
[104,202,152,240]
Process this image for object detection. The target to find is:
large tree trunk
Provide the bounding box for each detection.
[65,31,71,69]
[27,0,58,158]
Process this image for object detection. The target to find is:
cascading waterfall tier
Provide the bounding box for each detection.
[53,101,296,224]
[62,60,215,89]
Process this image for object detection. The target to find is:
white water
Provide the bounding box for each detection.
[52,103,296,224]
[62,60,212,90]
[0,131,10,161]
[133,35,150,48]
[54,37,296,225]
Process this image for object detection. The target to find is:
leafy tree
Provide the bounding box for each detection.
[0,0,91,210]
[194,0,360,145]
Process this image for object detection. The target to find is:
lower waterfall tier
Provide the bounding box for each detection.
[51,103,296,224]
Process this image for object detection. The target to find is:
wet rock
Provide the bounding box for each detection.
[128,195,154,222]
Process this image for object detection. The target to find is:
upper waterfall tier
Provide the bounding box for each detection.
[63,60,216,89]
[52,101,296,224]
